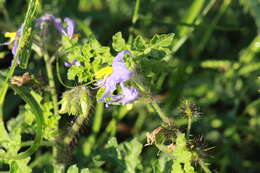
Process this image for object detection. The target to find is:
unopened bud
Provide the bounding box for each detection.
[180,100,201,118]
[59,86,92,116]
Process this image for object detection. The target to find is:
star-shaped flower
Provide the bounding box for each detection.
[96,50,139,106]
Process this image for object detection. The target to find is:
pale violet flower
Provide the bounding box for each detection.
[1,24,23,65]
[36,14,75,38]
[64,60,81,67]
[64,17,75,38]
[110,83,140,105]
[96,50,140,106]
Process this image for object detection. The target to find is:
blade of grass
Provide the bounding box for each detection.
[196,0,232,55]
[172,0,216,53]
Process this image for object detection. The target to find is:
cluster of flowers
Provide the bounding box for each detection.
[1,14,140,106]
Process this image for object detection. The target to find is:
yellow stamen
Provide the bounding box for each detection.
[73,33,81,38]
[95,66,113,79]
[4,32,17,43]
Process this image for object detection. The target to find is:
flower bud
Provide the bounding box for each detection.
[59,86,92,116]
[180,100,201,118]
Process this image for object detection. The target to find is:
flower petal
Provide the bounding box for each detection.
[64,17,75,38]
[116,83,140,105]
[36,14,66,35]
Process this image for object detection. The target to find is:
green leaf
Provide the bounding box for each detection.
[9,158,32,173]
[80,168,91,173]
[92,137,124,170]
[152,157,172,173]
[67,65,91,82]
[64,37,113,83]
[93,138,143,172]
[112,32,127,51]
[18,0,40,69]
[133,35,146,50]
[67,164,79,173]
[171,133,195,173]
[119,138,143,173]
[149,33,175,48]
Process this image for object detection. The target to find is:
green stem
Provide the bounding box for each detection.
[42,39,59,160]
[97,106,129,144]
[105,107,128,136]
[0,37,21,141]
[134,80,170,123]
[132,0,140,24]
[56,55,74,89]
[82,103,104,156]
[63,114,88,145]
[198,158,212,173]
[133,107,147,133]
[186,115,192,138]
[0,46,20,118]
[0,78,44,160]
[92,102,104,134]
[43,52,59,115]
[21,140,55,147]
[106,119,117,136]
[150,102,169,123]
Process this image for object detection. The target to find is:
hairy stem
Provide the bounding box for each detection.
[151,102,169,123]
[63,114,88,145]
[44,53,59,115]
[186,115,192,138]
[198,158,212,173]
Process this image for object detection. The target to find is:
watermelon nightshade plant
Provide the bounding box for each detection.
[0,0,213,172]
[95,49,140,106]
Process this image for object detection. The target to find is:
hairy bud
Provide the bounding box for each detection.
[59,86,92,115]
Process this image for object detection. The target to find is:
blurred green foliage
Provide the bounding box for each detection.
[0,0,260,173]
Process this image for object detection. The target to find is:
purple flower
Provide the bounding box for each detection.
[110,83,140,105]
[64,60,81,67]
[96,50,140,105]
[64,17,75,38]
[1,24,23,65]
[36,14,75,38]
